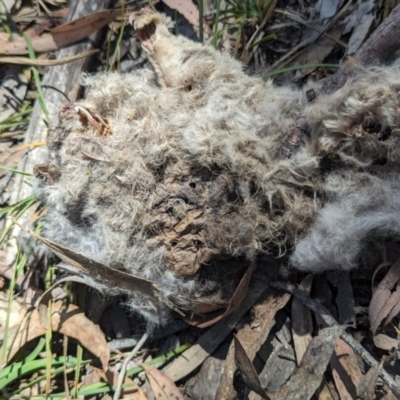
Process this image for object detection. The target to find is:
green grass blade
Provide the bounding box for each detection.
[23,33,50,123]
[46,343,191,398]
[0,254,28,365]
[2,356,85,392]
[212,0,221,47]
[0,164,32,176]
[249,33,276,49]
[0,195,37,245]
[25,337,46,363]
[198,0,204,43]
[264,63,339,79]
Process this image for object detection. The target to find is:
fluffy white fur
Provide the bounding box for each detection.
[291,173,400,271]
[33,10,400,324]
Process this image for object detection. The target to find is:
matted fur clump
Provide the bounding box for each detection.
[34,10,400,324]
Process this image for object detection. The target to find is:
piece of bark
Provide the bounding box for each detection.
[184,342,230,400]
[258,330,296,391]
[166,279,269,382]
[7,0,109,265]
[234,326,343,400]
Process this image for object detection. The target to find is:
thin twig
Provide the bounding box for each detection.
[241,0,277,63]
[0,50,99,66]
[270,280,400,398]
[113,332,149,400]
[274,8,347,49]
[266,0,353,72]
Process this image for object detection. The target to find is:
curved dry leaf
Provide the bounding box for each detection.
[0,9,123,55]
[3,301,110,370]
[278,325,343,400]
[161,0,212,35]
[166,280,268,382]
[2,308,46,363]
[52,302,110,370]
[356,362,383,400]
[216,287,290,398]
[330,339,360,400]
[234,335,269,399]
[185,264,254,328]
[331,362,353,400]
[291,274,313,365]
[369,259,400,334]
[15,221,183,316]
[142,364,185,400]
[383,286,400,327]
[334,339,363,387]
[316,381,339,400]
[373,334,399,351]
[234,326,342,400]
[132,386,149,400]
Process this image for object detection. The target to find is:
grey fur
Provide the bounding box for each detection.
[33,10,400,324]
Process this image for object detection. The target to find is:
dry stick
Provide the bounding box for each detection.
[270,280,400,399]
[7,0,110,267]
[113,332,149,400]
[266,0,353,73]
[274,9,347,49]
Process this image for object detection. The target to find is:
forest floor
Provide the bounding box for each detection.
[1,0,400,399]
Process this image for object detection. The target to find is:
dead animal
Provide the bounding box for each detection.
[34,9,400,326]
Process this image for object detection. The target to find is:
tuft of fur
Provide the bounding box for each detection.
[34,10,400,324]
[290,173,400,272]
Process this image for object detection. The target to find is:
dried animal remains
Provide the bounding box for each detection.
[34,9,400,325]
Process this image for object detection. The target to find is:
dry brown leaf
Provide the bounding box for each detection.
[234,326,342,400]
[2,308,46,363]
[330,332,362,399]
[161,0,212,35]
[185,343,229,400]
[216,287,291,399]
[291,274,313,364]
[234,335,269,399]
[52,302,110,370]
[131,386,149,400]
[373,334,399,351]
[3,301,110,369]
[277,325,343,400]
[15,222,183,316]
[103,369,142,398]
[330,362,353,400]
[82,365,103,387]
[316,381,339,400]
[0,9,123,55]
[185,264,255,328]
[334,339,363,387]
[142,364,185,400]
[383,286,400,327]
[290,23,344,76]
[369,258,400,334]
[347,13,374,55]
[166,280,268,382]
[356,362,383,400]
